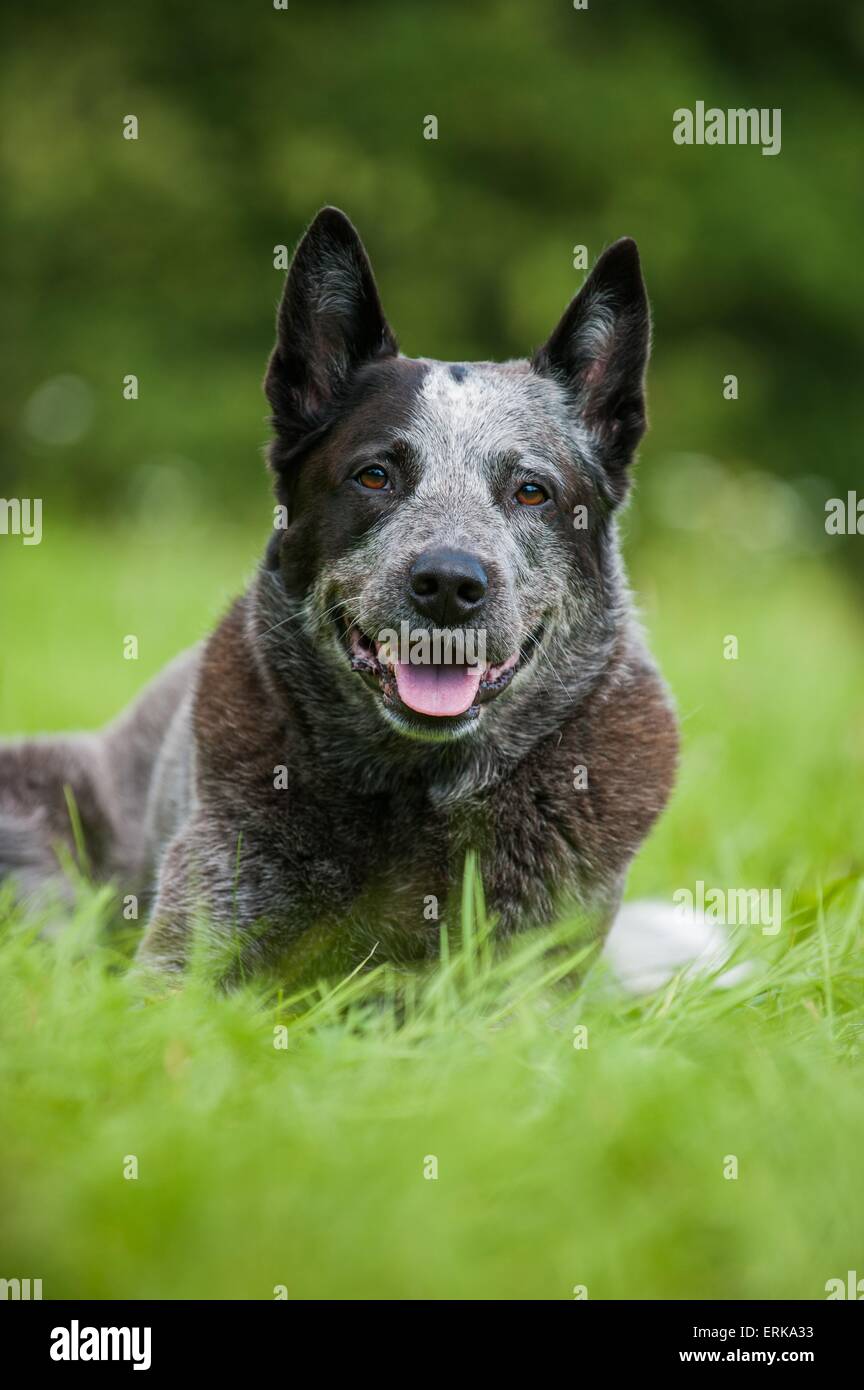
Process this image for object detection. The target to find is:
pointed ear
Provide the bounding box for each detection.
[264,208,397,450]
[532,238,650,495]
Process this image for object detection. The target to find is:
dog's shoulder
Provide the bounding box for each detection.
[486,636,678,891]
[551,636,678,855]
[192,594,287,796]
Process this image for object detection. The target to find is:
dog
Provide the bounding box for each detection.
[0,208,678,980]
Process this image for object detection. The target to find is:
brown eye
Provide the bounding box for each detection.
[515,482,548,506]
[356,465,390,491]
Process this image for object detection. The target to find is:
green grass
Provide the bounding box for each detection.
[1,516,863,1299]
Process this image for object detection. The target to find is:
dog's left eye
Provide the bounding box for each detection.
[514,482,549,506]
[355,465,391,491]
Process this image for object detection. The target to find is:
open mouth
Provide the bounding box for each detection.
[338,617,538,725]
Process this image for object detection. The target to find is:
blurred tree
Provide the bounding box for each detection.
[1,0,860,555]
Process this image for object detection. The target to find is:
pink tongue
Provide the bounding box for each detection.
[393,661,483,717]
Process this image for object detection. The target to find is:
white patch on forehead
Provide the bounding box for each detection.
[405,361,575,494]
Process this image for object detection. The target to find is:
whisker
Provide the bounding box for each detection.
[256,594,363,641]
[522,629,574,705]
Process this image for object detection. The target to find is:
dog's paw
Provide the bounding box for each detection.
[602,899,752,995]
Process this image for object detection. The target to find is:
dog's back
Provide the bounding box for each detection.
[0,648,199,911]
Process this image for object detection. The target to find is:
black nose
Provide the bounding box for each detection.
[409,548,489,625]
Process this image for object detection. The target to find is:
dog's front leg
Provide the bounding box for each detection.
[134,814,293,980]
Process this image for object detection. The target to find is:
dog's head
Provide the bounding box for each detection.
[262,208,650,743]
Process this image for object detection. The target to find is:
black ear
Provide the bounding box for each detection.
[533,238,650,494]
[265,207,397,452]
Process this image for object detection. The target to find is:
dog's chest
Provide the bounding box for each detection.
[288,772,583,955]
[271,776,493,956]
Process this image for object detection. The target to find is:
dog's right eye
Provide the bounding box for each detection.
[355,465,391,491]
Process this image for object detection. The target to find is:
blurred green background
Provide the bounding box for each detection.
[2,0,863,531]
